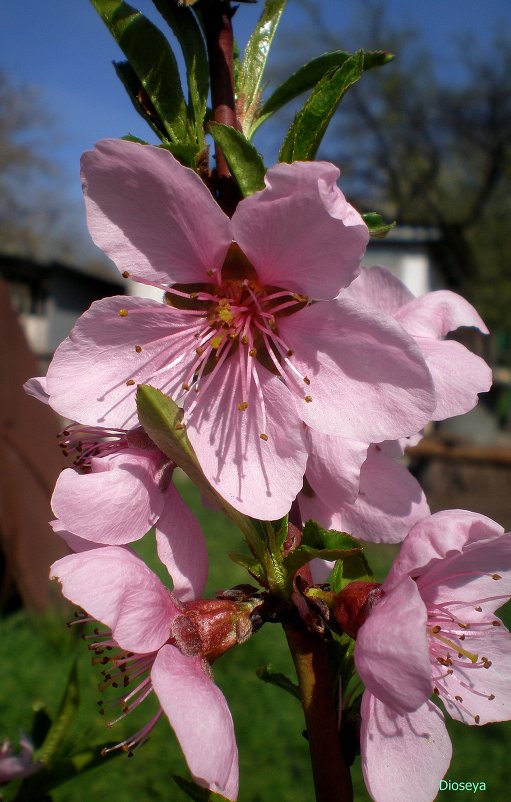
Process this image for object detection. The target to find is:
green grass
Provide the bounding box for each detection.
[1,477,510,801]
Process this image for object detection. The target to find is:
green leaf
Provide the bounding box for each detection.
[30,703,53,750]
[173,775,231,801]
[90,0,191,144]
[159,142,203,169]
[272,515,289,550]
[331,551,374,592]
[207,122,266,196]
[279,50,365,163]
[36,659,80,767]
[237,0,287,136]
[256,663,301,700]
[252,50,392,137]
[283,522,360,578]
[114,60,170,141]
[121,133,149,145]
[228,551,265,583]
[151,0,208,142]
[301,520,360,552]
[362,212,396,238]
[136,386,261,550]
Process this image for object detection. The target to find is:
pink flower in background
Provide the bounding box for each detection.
[25,377,207,598]
[354,510,511,802]
[0,734,41,785]
[50,543,240,800]
[343,265,492,420]
[300,430,430,546]
[42,139,436,518]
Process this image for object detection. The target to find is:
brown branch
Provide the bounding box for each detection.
[199,0,242,215]
[284,624,353,802]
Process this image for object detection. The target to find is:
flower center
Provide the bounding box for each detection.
[59,424,130,470]
[425,572,507,723]
[164,243,312,440]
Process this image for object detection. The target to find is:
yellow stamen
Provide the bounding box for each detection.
[429,630,478,663]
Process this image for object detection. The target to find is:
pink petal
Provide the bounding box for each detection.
[355,576,432,712]
[341,264,414,312]
[361,693,451,802]
[23,376,49,403]
[329,446,430,544]
[185,358,307,519]
[46,297,201,428]
[416,337,492,420]
[232,161,367,299]
[386,510,505,588]
[395,290,489,338]
[50,547,180,653]
[278,300,435,441]
[305,430,368,507]
[81,139,232,287]
[417,532,511,613]
[156,484,208,602]
[439,625,511,725]
[151,645,238,800]
[51,450,165,545]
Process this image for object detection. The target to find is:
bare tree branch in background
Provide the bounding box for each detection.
[267,1,511,329]
[0,71,104,267]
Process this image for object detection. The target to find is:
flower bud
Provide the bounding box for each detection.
[172,597,263,662]
[333,581,384,639]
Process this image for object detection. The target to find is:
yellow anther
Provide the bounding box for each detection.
[259,433,269,441]
[135,345,142,353]
[122,271,130,278]
[126,379,135,386]
[303,376,310,385]
[241,335,249,345]
[249,347,257,357]
[118,309,129,317]
[237,401,248,411]
[182,383,190,391]
[211,335,225,349]
[196,346,205,356]
[492,574,502,580]
[304,395,313,403]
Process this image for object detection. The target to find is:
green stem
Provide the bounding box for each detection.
[284,624,353,802]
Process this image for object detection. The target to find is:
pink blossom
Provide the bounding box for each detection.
[43,139,436,518]
[300,430,430,547]
[354,510,511,802]
[50,542,240,800]
[0,733,41,784]
[343,265,492,420]
[25,377,207,599]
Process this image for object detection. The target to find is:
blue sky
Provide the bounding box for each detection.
[1,0,509,258]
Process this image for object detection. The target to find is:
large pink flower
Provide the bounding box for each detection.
[43,139,436,518]
[343,265,492,420]
[354,510,511,802]
[50,542,240,800]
